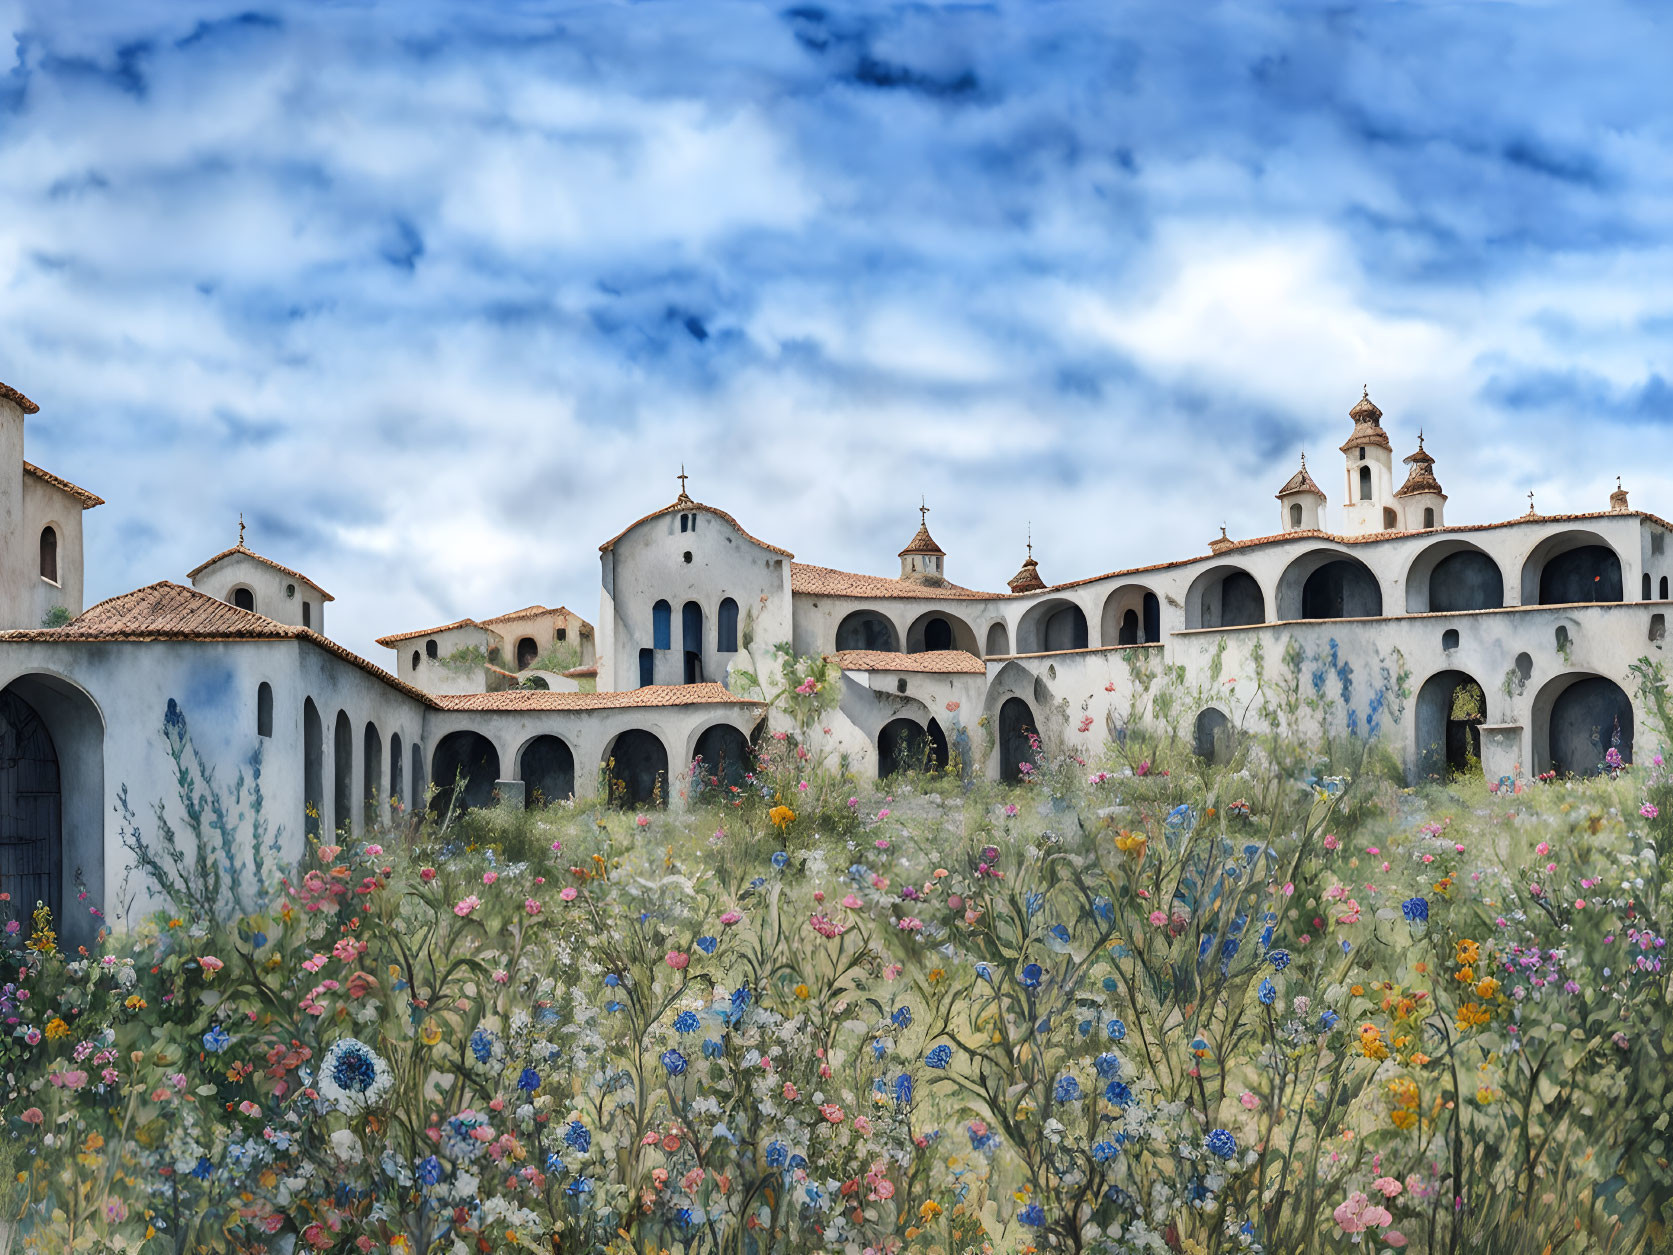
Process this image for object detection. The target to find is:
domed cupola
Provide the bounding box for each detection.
[1393,431,1446,530]
[898,501,948,586]
[1338,386,1399,535]
[1007,536,1046,593]
[1276,452,1326,532]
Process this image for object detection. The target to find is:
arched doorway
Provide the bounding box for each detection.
[923,617,952,651]
[693,724,752,790]
[303,699,323,840]
[520,735,575,806]
[683,602,704,683]
[1193,708,1233,762]
[0,677,104,949]
[1540,547,1623,605]
[430,732,501,815]
[1547,677,1633,776]
[608,730,669,807]
[836,610,899,653]
[362,722,382,827]
[998,698,1038,784]
[878,718,948,777]
[1415,671,1486,780]
[0,690,60,931]
[1408,544,1504,613]
[516,637,538,670]
[1185,567,1265,629]
[985,622,1010,656]
[1289,556,1383,620]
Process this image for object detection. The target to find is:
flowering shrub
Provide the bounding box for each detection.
[4,673,1673,1255]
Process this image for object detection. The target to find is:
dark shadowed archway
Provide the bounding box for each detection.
[1415,671,1486,780]
[520,735,576,806]
[878,718,949,777]
[333,711,353,835]
[1185,566,1265,629]
[693,724,752,790]
[608,730,669,807]
[303,698,324,840]
[836,609,899,653]
[430,731,501,814]
[998,697,1038,784]
[1193,708,1234,762]
[1544,676,1633,776]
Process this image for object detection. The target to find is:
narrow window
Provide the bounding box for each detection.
[302,602,312,628]
[639,648,655,687]
[1643,573,1653,601]
[1383,506,1398,530]
[390,733,404,808]
[1289,503,1302,527]
[680,514,689,532]
[1359,465,1372,501]
[1442,629,1459,650]
[39,527,57,582]
[1662,576,1669,600]
[717,598,739,652]
[1358,447,1366,462]
[257,682,273,737]
[516,637,538,669]
[234,587,255,612]
[653,600,672,650]
[1652,614,1666,643]
[556,627,567,642]
[426,638,438,658]
[412,650,421,671]
[1423,507,1435,529]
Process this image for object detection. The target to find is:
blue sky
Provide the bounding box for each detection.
[2,1,1670,660]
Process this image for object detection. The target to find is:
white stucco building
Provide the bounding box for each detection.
[0,378,1663,947]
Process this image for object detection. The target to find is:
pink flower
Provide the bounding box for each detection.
[1149,910,1168,927]
[492,969,509,984]
[1334,1192,1393,1234]
[1239,1091,1259,1109]
[454,896,481,917]
[482,871,498,885]
[877,808,890,820]
[1372,1176,1403,1198]
[199,955,224,974]
[897,917,923,932]
[720,910,742,926]
[559,886,579,902]
[842,894,862,909]
[666,950,690,970]
[1641,803,1659,819]
[819,1103,844,1123]
[636,814,650,828]
[524,898,542,915]
[419,867,437,882]
[1323,834,1340,851]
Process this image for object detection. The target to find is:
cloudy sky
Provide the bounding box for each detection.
[2,1,1669,661]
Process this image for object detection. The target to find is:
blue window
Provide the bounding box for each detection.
[717,598,739,652]
[653,600,672,650]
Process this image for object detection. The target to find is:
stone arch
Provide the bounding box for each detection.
[1532,673,1633,776]
[1100,584,1161,646]
[606,729,669,808]
[692,723,752,790]
[0,674,104,949]
[515,637,538,670]
[231,585,256,613]
[835,609,900,653]
[1414,670,1487,781]
[1520,530,1623,606]
[997,697,1038,783]
[1193,707,1234,762]
[303,698,323,840]
[1016,597,1090,653]
[1404,540,1506,613]
[1184,565,1266,629]
[362,721,382,826]
[877,716,948,777]
[333,710,353,836]
[985,621,1010,656]
[430,731,501,815]
[519,735,576,806]
[906,610,978,655]
[1276,549,1383,621]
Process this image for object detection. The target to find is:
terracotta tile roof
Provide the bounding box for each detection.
[1275,455,1325,499]
[898,523,944,557]
[599,494,793,557]
[791,562,1000,600]
[1394,435,1444,498]
[23,462,103,508]
[0,581,434,703]
[1007,555,1046,593]
[433,683,762,712]
[479,604,552,626]
[1339,389,1392,453]
[831,649,986,674]
[562,664,598,677]
[186,544,334,601]
[0,381,39,414]
[374,618,486,647]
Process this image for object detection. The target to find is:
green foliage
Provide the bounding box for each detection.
[41,604,73,628]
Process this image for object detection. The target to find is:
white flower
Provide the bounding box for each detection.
[330,1129,364,1163]
[318,1038,394,1112]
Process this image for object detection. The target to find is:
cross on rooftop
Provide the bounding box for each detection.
[677,466,688,495]
[238,512,245,546]
[919,497,929,526]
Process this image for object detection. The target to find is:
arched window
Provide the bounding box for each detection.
[1359,466,1372,501]
[1383,507,1398,530]
[1423,507,1435,529]
[412,650,421,671]
[234,587,255,612]
[1644,573,1653,601]
[717,598,739,652]
[1442,628,1459,650]
[302,602,312,628]
[639,648,655,687]
[683,601,704,684]
[680,514,689,532]
[426,638,438,658]
[38,527,57,582]
[333,711,353,836]
[516,637,538,669]
[1289,503,1302,527]
[1662,577,1670,600]
[256,682,273,737]
[652,601,672,650]
[390,732,403,808]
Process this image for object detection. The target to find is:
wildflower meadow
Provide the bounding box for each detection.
[4,652,1672,1255]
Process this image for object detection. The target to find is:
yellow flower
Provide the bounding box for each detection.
[1358,1024,1390,1060]
[44,1017,71,1041]
[1457,1002,1491,1031]
[768,805,797,829]
[919,1200,943,1221]
[420,1019,443,1046]
[794,984,810,1000]
[1390,1108,1418,1130]
[1476,1086,1496,1105]
[1455,939,1480,966]
[1474,977,1500,1000]
[125,995,148,1011]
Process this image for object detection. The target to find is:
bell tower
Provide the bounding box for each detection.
[1338,387,1398,535]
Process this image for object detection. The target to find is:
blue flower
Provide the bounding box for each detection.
[925,1044,953,1069]
[676,1207,696,1228]
[1104,1080,1134,1107]
[892,1006,913,1028]
[1093,897,1114,923]
[1258,978,1276,1006]
[872,1038,888,1059]
[518,1067,541,1092]
[202,1025,231,1054]
[1094,1052,1122,1079]
[1268,949,1291,971]
[1091,1140,1120,1163]
[661,1049,688,1076]
[750,877,766,889]
[674,1011,701,1034]
[606,1000,625,1013]
[1204,1128,1238,1160]
[544,1153,565,1174]
[417,1155,443,1186]
[701,1038,725,1058]
[604,973,620,987]
[250,931,267,949]
[564,1121,591,1153]
[1319,1010,1340,1031]
[730,985,752,1018]
[1049,924,1071,943]
[772,851,789,869]
[894,1074,913,1104]
[1401,896,1430,924]
[190,1156,213,1180]
[1026,892,1045,917]
[1164,804,1194,831]
[696,935,718,955]
[1019,1202,1046,1227]
[974,962,994,982]
[469,1029,496,1063]
[1020,963,1043,989]
[804,1183,824,1207]
[765,1140,788,1167]
[1106,1018,1127,1041]
[565,1176,592,1197]
[1053,1075,1081,1102]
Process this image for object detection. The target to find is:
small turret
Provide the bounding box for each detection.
[1393,431,1446,530]
[1611,477,1631,513]
[1338,387,1399,535]
[1007,534,1046,593]
[898,500,947,586]
[1276,452,1326,532]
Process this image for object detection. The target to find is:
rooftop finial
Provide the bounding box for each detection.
[919,496,929,526]
[1528,489,1536,515]
[1026,521,1033,560]
[677,465,689,497]
[239,512,246,546]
